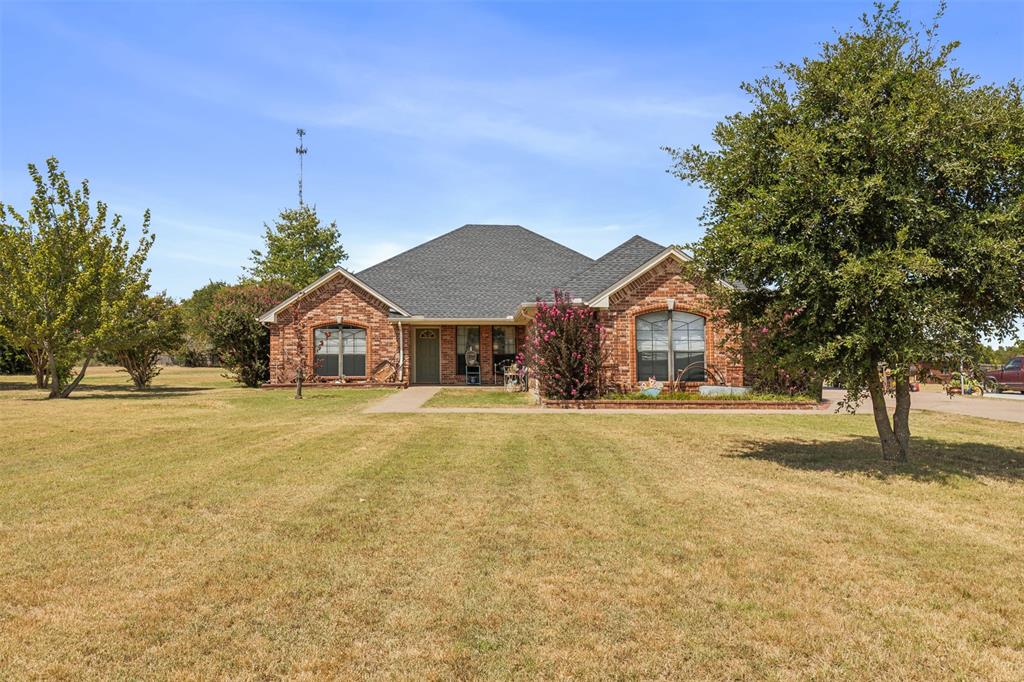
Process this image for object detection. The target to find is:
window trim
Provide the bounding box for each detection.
[312,322,369,378]
[633,309,706,383]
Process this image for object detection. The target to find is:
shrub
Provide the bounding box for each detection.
[0,333,31,375]
[175,281,228,367]
[207,282,296,387]
[523,290,607,400]
[740,312,823,400]
[101,293,184,389]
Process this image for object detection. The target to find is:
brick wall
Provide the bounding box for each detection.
[599,259,743,389]
[265,262,739,389]
[267,273,401,384]
[434,324,522,385]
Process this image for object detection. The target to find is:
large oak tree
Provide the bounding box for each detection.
[668,3,1024,460]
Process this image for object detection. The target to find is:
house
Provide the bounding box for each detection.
[258,224,743,389]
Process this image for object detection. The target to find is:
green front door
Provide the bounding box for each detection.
[415,328,440,383]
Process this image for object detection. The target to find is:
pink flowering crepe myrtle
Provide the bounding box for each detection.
[522,290,609,400]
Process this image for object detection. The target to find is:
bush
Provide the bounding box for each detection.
[207,282,295,387]
[101,293,185,389]
[175,281,228,366]
[0,334,31,374]
[741,313,824,399]
[523,290,607,400]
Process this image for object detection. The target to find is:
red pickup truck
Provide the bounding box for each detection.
[987,356,1024,393]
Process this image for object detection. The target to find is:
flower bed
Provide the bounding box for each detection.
[609,390,816,402]
[544,391,826,410]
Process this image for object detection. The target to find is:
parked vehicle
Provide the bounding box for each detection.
[986,356,1024,393]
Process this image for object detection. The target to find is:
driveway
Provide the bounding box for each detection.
[823,387,1024,424]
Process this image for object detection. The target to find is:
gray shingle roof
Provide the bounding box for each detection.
[356,225,596,318]
[554,235,666,301]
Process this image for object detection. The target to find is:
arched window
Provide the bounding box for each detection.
[635,311,705,382]
[314,325,366,376]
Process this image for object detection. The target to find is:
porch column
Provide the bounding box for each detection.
[480,326,493,385]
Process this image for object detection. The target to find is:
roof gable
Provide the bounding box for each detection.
[555,235,666,301]
[257,267,412,323]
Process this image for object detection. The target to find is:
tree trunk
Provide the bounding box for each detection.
[46,345,61,399]
[866,371,904,461]
[295,366,304,399]
[27,346,49,389]
[58,354,92,398]
[892,373,912,461]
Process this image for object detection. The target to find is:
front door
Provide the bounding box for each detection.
[415,328,440,383]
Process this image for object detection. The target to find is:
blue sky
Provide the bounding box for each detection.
[2,1,1022,307]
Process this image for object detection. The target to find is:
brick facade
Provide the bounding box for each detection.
[599,258,743,389]
[267,272,405,384]
[433,324,525,385]
[266,260,741,390]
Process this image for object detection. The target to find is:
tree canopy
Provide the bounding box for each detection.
[0,158,155,398]
[102,293,185,389]
[207,281,296,388]
[176,280,228,366]
[246,205,347,287]
[667,2,1024,460]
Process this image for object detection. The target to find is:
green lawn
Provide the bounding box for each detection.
[1,367,1023,679]
[423,387,534,407]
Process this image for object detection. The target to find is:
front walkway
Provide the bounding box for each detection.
[363,386,440,413]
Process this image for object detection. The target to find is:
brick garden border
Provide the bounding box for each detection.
[542,398,830,410]
[262,382,406,389]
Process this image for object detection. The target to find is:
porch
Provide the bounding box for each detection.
[408,324,527,386]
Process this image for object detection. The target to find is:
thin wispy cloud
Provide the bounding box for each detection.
[4,0,1020,305]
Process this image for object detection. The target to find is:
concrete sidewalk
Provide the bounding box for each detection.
[363,386,440,413]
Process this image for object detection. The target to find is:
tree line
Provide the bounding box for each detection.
[0,159,346,396]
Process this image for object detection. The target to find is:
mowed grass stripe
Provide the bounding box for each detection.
[0,367,1022,678]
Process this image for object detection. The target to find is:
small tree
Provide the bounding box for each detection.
[0,158,154,398]
[176,280,227,366]
[102,294,185,389]
[246,205,347,287]
[207,281,296,387]
[524,290,608,400]
[667,3,1024,460]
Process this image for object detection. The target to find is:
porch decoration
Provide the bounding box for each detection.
[464,347,480,385]
[639,377,663,397]
[503,362,528,392]
[371,359,398,384]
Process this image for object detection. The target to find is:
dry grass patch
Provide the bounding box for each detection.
[0,367,1022,678]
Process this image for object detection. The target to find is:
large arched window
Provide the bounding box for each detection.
[635,311,705,382]
[314,325,366,376]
